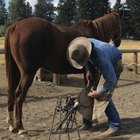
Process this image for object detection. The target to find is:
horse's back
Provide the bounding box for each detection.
[7,17,51,43]
[5,17,53,72]
[5,17,83,74]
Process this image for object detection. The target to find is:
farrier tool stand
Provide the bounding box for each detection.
[48,96,81,140]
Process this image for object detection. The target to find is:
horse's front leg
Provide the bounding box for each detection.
[13,73,35,134]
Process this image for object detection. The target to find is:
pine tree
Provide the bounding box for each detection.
[94,0,110,18]
[8,0,32,24]
[26,2,32,18]
[125,0,140,39]
[34,0,55,22]
[76,0,88,20]
[56,0,77,25]
[113,0,123,11]
[76,0,110,21]
[0,0,7,25]
[55,0,64,24]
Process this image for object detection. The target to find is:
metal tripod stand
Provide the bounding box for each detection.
[48,96,81,140]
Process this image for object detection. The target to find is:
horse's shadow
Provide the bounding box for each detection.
[26,117,140,139]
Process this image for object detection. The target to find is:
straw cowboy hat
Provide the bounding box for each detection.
[67,37,92,69]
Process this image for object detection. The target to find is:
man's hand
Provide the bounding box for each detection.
[88,90,100,98]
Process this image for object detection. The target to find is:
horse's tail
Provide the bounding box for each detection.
[5,24,20,91]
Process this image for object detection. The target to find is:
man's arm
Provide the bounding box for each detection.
[84,61,93,85]
[88,56,117,97]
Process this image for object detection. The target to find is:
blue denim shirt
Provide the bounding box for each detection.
[88,38,122,95]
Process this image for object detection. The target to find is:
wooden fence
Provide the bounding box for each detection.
[0,48,140,85]
[0,48,4,54]
[120,49,140,74]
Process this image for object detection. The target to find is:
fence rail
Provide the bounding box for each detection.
[120,49,140,74]
[0,48,140,85]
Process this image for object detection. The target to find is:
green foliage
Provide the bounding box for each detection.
[76,0,110,21]
[56,0,77,25]
[113,0,123,11]
[8,0,32,24]
[26,2,32,18]
[0,0,7,25]
[93,0,110,18]
[125,0,140,39]
[76,0,90,20]
[34,0,55,22]
[1,0,140,40]
[56,0,110,25]
[0,25,5,37]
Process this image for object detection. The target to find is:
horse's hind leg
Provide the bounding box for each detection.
[12,71,36,134]
[7,89,16,132]
[7,73,20,132]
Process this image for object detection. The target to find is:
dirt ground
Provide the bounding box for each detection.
[0,63,140,140]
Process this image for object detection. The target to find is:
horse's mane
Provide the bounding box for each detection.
[92,12,121,41]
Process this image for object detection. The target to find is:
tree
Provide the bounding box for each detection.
[34,0,55,22]
[0,0,7,25]
[94,0,110,18]
[113,0,123,11]
[56,0,77,25]
[26,2,32,18]
[125,0,140,39]
[76,0,110,21]
[8,0,32,24]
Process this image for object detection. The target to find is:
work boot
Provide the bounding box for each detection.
[79,124,93,131]
[100,127,121,137]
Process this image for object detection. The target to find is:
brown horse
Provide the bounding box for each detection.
[70,11,122,47]
[5,11,122,134]
[39,11,123,80]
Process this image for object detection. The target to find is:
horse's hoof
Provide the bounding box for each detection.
[9,125,14,132]
[18,129,28,135]
[11,128,19,133]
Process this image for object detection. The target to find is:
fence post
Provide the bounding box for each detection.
[0,48,4,54]
[53,74,60,85]
[134,52,138,74]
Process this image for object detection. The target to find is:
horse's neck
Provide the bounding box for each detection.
[92,15,119,42]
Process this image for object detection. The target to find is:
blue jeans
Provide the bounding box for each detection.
[105,99,121,129]
[83,99,121,129]
[83,60,123,128]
